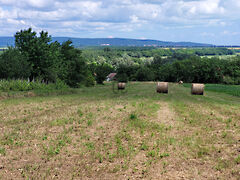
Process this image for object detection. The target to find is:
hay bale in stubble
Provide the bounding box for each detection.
[156,82,168,93]
[178,80,183,84]
[118,82,126,90]
[191,83,204,95]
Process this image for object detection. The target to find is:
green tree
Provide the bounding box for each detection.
[135,66,155,81]
[14,28,58,82]
[116,64,129,82]
[60,40,91,87]
[0,47,31,79]
[95,63,113,84]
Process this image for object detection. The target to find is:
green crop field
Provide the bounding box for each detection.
[0,82,239,179]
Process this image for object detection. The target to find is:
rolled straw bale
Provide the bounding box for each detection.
[156,82,168,93]
[118,82,126,90]
[178,80,183,84]
[191,83,204,95]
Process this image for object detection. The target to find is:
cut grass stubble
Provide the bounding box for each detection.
[0,82,239,179]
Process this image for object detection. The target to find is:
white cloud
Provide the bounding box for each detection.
[0,0,239,44]
[130,15,139,23]
[0,0,55,10]
[201,32,215,37]
[184,0,224,15]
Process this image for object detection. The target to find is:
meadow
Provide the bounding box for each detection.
[0,82,239,179]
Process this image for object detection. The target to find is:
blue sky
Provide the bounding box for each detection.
[0,0,240,45]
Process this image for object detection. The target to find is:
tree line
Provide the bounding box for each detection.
[115,56,240,84]
[0,28,239,87]
[84,46,240,85]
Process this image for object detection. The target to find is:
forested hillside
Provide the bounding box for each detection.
[0,36,213,48]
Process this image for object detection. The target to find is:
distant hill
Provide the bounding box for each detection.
[0,36,213,48]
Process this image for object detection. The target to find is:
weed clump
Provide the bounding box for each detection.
[235,155,240,164]
[0,147,6,156]
[130,113,137,120]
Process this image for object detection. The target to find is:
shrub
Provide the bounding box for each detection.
[223,76,235,85]
[52,79,69,90]
[135,67,155,81]
[0,80,11,91]
[233,77,240,85]
[0,80,31,91]
[84,74,95,87]
[95,63,113,84]
[0,79,69,92]
[116,73,128,83]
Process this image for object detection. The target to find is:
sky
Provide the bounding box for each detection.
[0,0,240,45]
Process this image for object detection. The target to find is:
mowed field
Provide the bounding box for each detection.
[0,82,239,179]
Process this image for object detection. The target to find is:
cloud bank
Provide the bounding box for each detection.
[0,0,239,44]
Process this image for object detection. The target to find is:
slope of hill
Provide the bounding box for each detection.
[0,36,213,47]
[51,37,213,47]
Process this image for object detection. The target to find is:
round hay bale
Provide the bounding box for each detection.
[118,82,126,90]
[178,80,183,84]
[27,91,36,97]
[191,83,204,95]
[156,82,168,93]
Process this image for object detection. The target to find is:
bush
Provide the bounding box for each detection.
[233,77,240,85]
[52,79,69,90]
[135,67,155,81]
[0,80,11,91]
[223,76,235,85]
[95,63,113,84]
[0,47,31,79]
[11,80,32,91]
[84,74,95,87]
[116,73,128,83]
[0,79,69,92]
[0,80,31,91]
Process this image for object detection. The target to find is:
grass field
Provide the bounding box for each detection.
[0,82,239,179]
